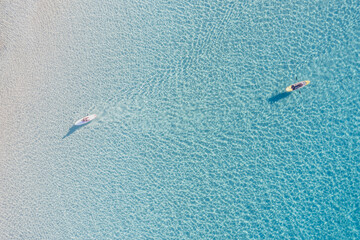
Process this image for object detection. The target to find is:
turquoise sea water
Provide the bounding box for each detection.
[1,0,359,239]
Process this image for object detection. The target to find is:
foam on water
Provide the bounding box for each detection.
[1,0,359,239]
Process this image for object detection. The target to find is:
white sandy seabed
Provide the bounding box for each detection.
[0,1,88,239]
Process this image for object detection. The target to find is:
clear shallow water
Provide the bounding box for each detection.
[1,0,359,239]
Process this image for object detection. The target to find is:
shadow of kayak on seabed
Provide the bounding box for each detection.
[268,92,292,103]
[62,122,91,139]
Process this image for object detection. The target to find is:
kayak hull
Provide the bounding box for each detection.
[75,114,97,126]
[286,81,310,92]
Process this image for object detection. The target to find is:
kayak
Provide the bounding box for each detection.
[286,81,310,92]
[75,114,97,126]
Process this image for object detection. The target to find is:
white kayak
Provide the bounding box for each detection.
[75,114,97,126]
